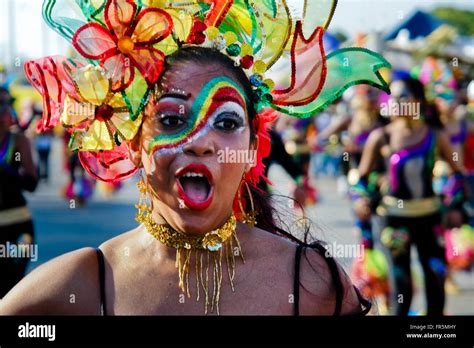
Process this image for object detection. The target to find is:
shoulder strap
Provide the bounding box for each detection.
[293,244,303,316]
[313,243,344,316]
[96,248,107,316]
[293,243,344,316]
[352,286,372,316]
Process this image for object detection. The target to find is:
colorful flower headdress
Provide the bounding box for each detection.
[411,56,457,102]
[25,0,391,184]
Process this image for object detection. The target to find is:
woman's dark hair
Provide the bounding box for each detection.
[399,77,443,129]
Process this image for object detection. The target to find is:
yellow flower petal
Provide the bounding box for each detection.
[75,66,111,106]
[110,112,143,141]
[61,96,94,126]
[108,93,127,108]
[80,120,114,151]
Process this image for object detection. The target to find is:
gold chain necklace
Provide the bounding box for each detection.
[136,190,245,314]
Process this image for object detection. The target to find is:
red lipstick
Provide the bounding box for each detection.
[175,164,214,211]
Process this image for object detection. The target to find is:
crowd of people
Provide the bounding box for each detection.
[274,66,474,315]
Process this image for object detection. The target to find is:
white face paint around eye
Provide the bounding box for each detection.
[150,101,248,160]
[209,101,247,133]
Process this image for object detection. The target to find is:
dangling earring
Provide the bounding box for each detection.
[237,180,258,227]
[135,174,152,221]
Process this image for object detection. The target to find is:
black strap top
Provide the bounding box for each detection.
[96,245,371,316]
[293,243,371,316]
[96,248,107,316]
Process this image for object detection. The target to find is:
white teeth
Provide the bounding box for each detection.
[183,172,204,178]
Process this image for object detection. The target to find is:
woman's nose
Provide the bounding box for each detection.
[183,133,216,157]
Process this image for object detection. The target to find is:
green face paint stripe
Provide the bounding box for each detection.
[147,76,248,154]
[147,77,247,153]
[189,76,247,122]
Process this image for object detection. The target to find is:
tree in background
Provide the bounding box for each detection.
[431,7,474,36]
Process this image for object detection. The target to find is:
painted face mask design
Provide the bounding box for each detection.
[147,76,248,157]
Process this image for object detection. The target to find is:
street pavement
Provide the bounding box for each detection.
[21,139,474,315]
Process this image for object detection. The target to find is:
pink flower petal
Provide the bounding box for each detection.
[78,142,139,183]
[272,24,326,107]
[105,0,137,39]
[127,47,165,85]
[24,57,65,131]
[73,23,117,60]
[101,53,135,92]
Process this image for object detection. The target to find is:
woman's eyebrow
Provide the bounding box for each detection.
[158,92,191,101]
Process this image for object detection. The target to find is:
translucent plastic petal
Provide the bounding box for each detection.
[272,48,392,118]
[101,53,135,92]
[104,0,137,39]
[127,47,165,85]
[61,96,94,126]
[272,24,326,107]
[121,71,150,121]
[74,66,111,105]
[132,8,173,45]
[24,56,66,132]
[253,0,292,69]
[110,112,143,140]
[78,142,139,183]
[301,0,337,33]
[72,23,117,60]
[81,120,115,151]
[160,8,193,46]
[42,0,90,41]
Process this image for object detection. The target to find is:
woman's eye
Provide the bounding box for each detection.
[214,113,244,132]
[159,114,185,129]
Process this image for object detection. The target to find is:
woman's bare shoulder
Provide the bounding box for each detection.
[297,245,365,315]
[0,247,101,315]
[248,227,364,315]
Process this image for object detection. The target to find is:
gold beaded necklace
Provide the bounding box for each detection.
[135,179,245,315]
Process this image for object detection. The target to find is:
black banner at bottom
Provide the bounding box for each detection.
[0,316,473,345]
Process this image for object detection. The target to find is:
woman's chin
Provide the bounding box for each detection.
[167,206,232,235]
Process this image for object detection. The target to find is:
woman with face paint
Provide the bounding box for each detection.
[1,0,392,315]
[353,77,467,315]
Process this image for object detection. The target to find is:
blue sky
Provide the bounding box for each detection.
[329,0,473,35]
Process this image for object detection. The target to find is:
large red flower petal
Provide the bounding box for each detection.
[272,22,326,107]
[127,47,165,85]
[104,0,137,39]
[132,8,173,46]
[78,142,139,183]
[24,57,65,132]
[73,22,117,60]
[101,53,135,92]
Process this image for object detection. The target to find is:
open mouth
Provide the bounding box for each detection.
[176,164,214,210]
